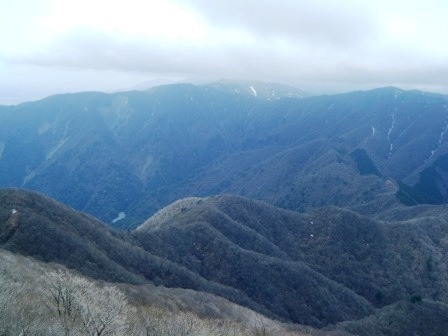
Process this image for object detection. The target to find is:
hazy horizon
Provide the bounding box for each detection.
[0,77,441,106]
[2,0,448,104]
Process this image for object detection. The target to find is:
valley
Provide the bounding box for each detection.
[1,83,448,229]
[1,82,448,335]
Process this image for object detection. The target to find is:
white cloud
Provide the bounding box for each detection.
[181,0,378,47]
[1,0,448,103]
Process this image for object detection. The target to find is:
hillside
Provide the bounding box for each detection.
[134,195,448,317]
[1,84,448,227]
[0,188,271,317]
[2,188,448,334]
[0,188,371,326]
[0,248,318,336]
[330,299,448,336]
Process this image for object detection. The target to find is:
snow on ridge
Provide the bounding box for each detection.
[249,86,257,97]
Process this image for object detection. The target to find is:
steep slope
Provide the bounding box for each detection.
[0,248,290,333]
[330,299,448,336]
[1,84,448,227]
[134,195,448,326]
[0,188,271,316]
[136,206,373,326]
[0,188,372,328]
[3,188,448,333]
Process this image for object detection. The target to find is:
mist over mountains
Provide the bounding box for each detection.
[2,81,448,335]
[1,81,448,228]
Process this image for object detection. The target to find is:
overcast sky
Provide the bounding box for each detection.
[1,0,448,104]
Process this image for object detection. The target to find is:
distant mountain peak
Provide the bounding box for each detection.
[205,79,309,100]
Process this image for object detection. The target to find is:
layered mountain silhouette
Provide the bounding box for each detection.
[1,83,448,228]
[0,188,268,314]
[2,82,448,334]
[2,188,448,332]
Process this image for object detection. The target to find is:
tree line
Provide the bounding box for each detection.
[0,266,310,336]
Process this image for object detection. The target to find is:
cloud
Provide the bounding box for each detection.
[9,24,448,90]
[180,0,378,47]
[3,28,336,85]
[8,29,228,74]
[2,0,381,78]
[2,0,448,99]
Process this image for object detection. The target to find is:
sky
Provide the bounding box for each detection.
[1,0,448,104]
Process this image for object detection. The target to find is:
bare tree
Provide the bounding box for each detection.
[42,270,84,336]
[133,305,252,336]
[77,283,134,336]
[0,266,47,336]
[42,270,134,336]
[0,268,17,335]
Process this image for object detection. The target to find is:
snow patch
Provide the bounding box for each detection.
[371,126,376,137]
[100,96,131,132]
[249,86,257,96]
[387,109,396,158]
[47,138,69,160]
[430,121,448,158]
[112,212,126,224]
[23,171,36,185]
[46,124,69,160]
[11,209,17,214]
[436,123,448,145]
[139,155,154,180]
[38,121,52,135]
[0,142,4,160]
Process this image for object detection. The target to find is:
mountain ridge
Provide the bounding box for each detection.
[1,83,448,228]
[2,188,448,333]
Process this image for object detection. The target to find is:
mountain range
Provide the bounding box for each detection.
[2,81,448,334]
[2,81,448,228]
[2,187,448,334]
